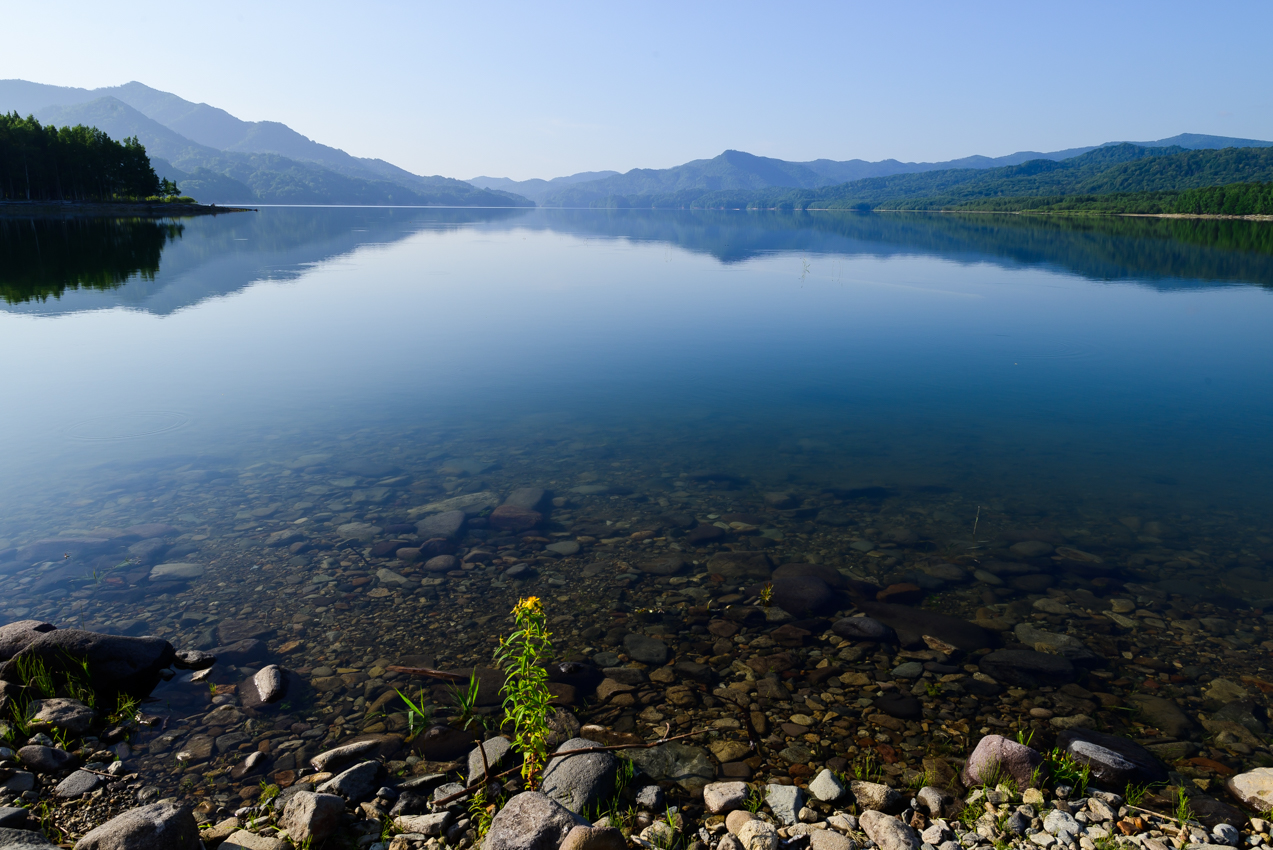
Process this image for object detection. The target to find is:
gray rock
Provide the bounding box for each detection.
[809,769,848,804]
[891,662,924,679]
[1004,812,1030,835]
[809,831,856,850]
[0,827,53,847]
[703,781,749,814]
[18,745,77,772]
[832,617,894,642]
[1056,728,1168,787]
[1128,694,1195,739]
[851,780,905,813]
[736,820,779,850]
[73,800,199,850]
[623,634,668,665]
[541,737,617,814]
[220,831,288,850]
[504,488,548,511]
[961,735,1045,789]
[417,511,466,539]
[1228,768,1273,812]
[376,567,413,586]
[126,538,169,566]
[279,791,344,844]
[29,699,96,735]
[633,784,664,810]
[1044,810,1080,837]
[467,737,515,785]
[241,665,289,708]
[854,602,994,651]
[482,791,588,850]
[638,556,688,576]
[148,563,204,581]
[558,825,628,850]
[1213,824,1241,846]
[173,650,215,670]
[0,772,34,794]
[317,760,385,803]
[916,786,952,817]
[55,770,103,799]
[978,650,1075,688]
[545,541,580,556]
[311,738,381,773]
[765,784,804,825]
[1013,624,1099,663]
[394,813,452,836]
[772,576,837,617]
[626,743,715,793]
[0,808,31,829]
[424,555,458,573]
[0,621,56,662]
[860,810,921,850]
[0,630,175,699]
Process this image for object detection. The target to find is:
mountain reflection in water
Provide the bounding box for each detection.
[3,209,1272,316]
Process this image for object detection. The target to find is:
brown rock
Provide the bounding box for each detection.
[489,505,542,532]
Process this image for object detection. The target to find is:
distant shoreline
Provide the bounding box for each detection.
[0,200,254,218]
[817,208,1273,221]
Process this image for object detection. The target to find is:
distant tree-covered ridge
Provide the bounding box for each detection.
[0,112,159,201]
[577,145,1273,213]
[950,181,1273,216]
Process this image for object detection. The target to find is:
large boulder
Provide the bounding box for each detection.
[978,650,1075,688]
[540,737,617,814]
[961,735,1045,788]
[0,630,175,700]
[0,621,56,662]
[483,791,588,850]
[73,801,200,850]
[1055,728,1168,787]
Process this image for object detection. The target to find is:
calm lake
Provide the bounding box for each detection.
[1,207,1272,813]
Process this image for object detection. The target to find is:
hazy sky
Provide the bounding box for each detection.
[4,1,1272,181]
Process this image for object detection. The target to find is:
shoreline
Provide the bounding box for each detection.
[0,200,255,218]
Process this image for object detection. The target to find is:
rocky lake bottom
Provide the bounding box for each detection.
[2,428,1273,850]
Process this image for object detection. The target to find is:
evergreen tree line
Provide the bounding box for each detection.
[0,113,159,202]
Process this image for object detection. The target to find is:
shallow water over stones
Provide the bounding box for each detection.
[1,209,1273,842]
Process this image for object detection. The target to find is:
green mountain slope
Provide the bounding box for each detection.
[581,145,1273,212]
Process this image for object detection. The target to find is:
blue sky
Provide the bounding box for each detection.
[4,1,1271,180]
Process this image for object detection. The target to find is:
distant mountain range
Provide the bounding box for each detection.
[0,80,532,206]
[474,134,1273,208]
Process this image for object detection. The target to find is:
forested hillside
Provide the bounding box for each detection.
[0,113,158,201]
[576,145,1273,213]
